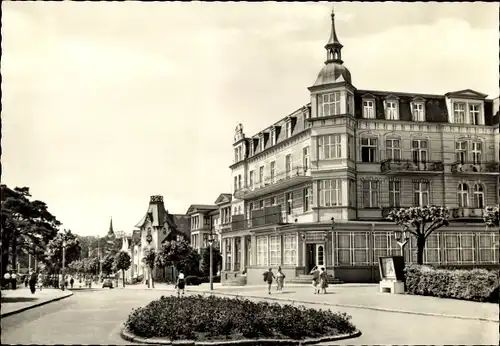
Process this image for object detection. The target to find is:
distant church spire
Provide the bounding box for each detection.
[324,5,344,64]
[108,217,114,236]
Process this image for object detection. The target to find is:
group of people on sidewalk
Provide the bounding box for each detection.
[23,270,43,294]
[263,265,329,295]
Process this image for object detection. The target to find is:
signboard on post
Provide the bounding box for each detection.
[378,256,405,294]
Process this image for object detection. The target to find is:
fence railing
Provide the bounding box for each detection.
[234,166,310,195]
[451,161,499,173]
[381,159,444,173]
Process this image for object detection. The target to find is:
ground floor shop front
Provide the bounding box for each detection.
[221,221,500,285]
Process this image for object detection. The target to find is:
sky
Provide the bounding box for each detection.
[2,2,498,236]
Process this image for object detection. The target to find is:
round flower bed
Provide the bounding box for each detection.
[125,295,357,342]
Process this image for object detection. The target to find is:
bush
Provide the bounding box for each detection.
[126,295,356,341]
[405,264,499,302]
[199,276,221,284]
[185,276,202,286]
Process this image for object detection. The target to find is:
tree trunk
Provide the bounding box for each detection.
[150,267,154,288]
[122,269,125,288]
[416,235,426,265]
[11,236,17,289]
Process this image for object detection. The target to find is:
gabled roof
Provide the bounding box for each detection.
[214,193,232,205]
[444,89,488,99]
[134,201,169,228]
[186,204,218,215]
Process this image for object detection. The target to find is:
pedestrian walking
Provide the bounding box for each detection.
[28,270,37,294]
[263,268,276,295]
[70,277,74,289]
[276,267,286,293]
[310,265,320,294]
[24,276,29,288]
[319,267,328,294]
[176,270,186,297]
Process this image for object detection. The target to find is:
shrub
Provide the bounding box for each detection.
[126,295,356,341]
[185,276,202,286]
[405,264,499,302]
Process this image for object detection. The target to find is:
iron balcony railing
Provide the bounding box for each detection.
[234,166,310,195]
[381,159,444,173]
[451,161,500,174]
[382,206,485,220]
[231,211,284,231]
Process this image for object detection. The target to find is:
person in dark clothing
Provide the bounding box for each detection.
[70,277,74,289]
[28,270,37,294]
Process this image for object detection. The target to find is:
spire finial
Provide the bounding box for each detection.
[331,4,335,17]
[324,6,343,64]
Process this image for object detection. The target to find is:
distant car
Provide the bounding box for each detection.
[102,278,114,289]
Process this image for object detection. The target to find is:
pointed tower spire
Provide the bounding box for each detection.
[108,217,114,236]
[324,5,343,64]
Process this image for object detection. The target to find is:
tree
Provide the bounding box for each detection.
[387,206,449,264]
[43,229,81,274]
[178,248,201,276]
[1,185,60,278]
[67,259,84,276]
[83,257,98,277]
[484,205,499,228]
[156,240,200,277]
[200,247,222,277]
[142,247,156,288]
[101,254,115,276]
[114,251,131,287]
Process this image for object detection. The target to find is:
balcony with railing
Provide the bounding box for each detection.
[380,159,444,174]
[382,206,485,222]
[451,161,499,175]
[234,166,312,200]
[231,206,285,231]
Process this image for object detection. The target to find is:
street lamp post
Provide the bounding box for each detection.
[61,240,67,291]
[205,215,215,291]
[394,227,410,258]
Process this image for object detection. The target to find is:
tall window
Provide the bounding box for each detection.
[473,183,484,209]
[258,200,264,209]
[347,94,354,115]
[412,103,424,121]
[363,100,374,119]
[286,192,293,214]
[471,142,482,164]
[260,137,265,151]
[349,180,356,207]
[256,236,268,266]
[453,103,466,124]
[237,175,242,190]
[385,139,401,161]
[413,181,430,207]
[269,236,281,266]
[303,146,310,170]
[270,161,276,183]
[234,176,238,192]
[319,179,342,207]
[347,135,354,160]
[458,183,469,207]
[362,181,379,208]
[303,187,311,211]
[361,138,377,162]
[271,130,276,145]
[469,104,480,125]
[225,238,232,270]
[259,166,264,184]
[249,170,254,189]
[318,135,342,159]
[285,154,292,178]
[271,196,277,206]
[412,140,428,163]
[386,101,398,120]
[283,234,297,266]
[318,92,341,117]
[455,141,467,164]
[388,181,401,207]
[286,121,292,138]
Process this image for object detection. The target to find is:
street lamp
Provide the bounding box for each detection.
[205,215,215,291]
[394,227,410,257]
[61,240,67,291]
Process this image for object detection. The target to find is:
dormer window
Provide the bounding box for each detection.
[453,103,466,124]
[318,92,341,117]
[271,128,276,145]
[363,100,375,119]
[285,121,292,138]
[385,100,399,120]
[469,104,481,125]
[249,141,254,156]
[260,135,265,151]
[411,102,425,121]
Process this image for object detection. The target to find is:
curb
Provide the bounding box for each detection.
[187,290,500,323]
[121,327,362,345]
[1,291,74,318]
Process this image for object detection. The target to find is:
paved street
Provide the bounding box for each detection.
[1,287,498,345]
[1,288,73,316]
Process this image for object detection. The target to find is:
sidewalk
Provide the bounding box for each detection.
[1,288,73,317]
[124,282,498,322]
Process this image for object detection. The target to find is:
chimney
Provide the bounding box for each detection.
[150,195,164,204]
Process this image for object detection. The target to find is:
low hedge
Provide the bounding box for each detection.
[405,264,499,302]
[126,295,356,341]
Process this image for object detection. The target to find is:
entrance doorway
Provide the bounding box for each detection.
[306,244,325,273]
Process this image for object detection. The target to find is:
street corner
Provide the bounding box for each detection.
[1,289,74,318]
